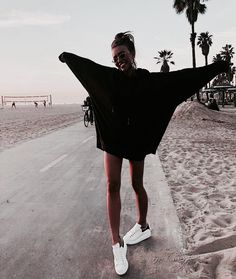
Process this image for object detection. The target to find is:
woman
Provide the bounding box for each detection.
[59,32,229,275]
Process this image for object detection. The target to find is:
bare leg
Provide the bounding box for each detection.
[129,159,148,228]
[104,152,123,245]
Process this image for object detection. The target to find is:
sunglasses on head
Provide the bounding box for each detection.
[112,51,127,64]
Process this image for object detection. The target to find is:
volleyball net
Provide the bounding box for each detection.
[1,94,52,107]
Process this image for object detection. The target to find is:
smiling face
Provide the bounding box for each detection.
[112,45,135,75]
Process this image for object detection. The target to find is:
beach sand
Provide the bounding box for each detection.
[158,101,236,278]
[1,102,236,278]
[0,104,84,152]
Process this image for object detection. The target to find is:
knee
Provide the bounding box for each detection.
[131,179,144,194]
[106,179,121,194]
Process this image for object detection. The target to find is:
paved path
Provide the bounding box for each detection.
[0,122,184,279]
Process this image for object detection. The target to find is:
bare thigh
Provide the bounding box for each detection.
[104,152,123,192]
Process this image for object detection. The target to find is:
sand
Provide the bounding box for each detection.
[0,104,84,152]
[158,101,236,278]
[1,102,236,278]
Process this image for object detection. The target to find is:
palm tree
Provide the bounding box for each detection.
[212,53,222,63]
[220,44,235,82]
[173,0,208,68]
[220,44,235,63]
[197,32,213,92]
[212,47,235,106]
[212,53,223,85]
[197,31,213,66]
[230,66,235,84]
[154,50,175,72]
[212,53,227,86]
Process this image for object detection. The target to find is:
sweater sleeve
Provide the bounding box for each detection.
[60,52,116,94]
[149,61,230,105]
[59,52,117,111]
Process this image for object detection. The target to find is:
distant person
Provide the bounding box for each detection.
[11,102,16,109]
[34,101,38,108]
[59,31,229,275]
[86,96,94,124]
[43,100,46,107]
[83,98,88,106]
[208,98,220,111]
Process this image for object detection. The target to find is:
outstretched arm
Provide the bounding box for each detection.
[150,61,230,105]
[58,52,116,101]
[58,52,117,120]
[58,52,111,84]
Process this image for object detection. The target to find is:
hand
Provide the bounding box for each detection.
[59,52,66,63]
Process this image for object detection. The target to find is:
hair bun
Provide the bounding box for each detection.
[114,31,134,43]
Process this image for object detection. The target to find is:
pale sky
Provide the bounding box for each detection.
[1,0,236,104]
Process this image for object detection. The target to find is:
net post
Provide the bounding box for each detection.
[49,94,52,107]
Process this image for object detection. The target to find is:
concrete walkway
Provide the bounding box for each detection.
[0,122,184,279]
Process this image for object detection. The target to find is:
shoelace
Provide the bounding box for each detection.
[129,224,149,237]
[129,225,140,237]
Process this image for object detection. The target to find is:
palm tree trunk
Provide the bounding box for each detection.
[205,55,208,66]
[191,25,201,102]
[190,22,198,101]
[191,23,196,68]
[205,55,210,91]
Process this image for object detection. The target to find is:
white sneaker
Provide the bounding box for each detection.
[123,223,151,245]
[112,242,128,275]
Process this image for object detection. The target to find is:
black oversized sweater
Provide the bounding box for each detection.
[59,52,229,160]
